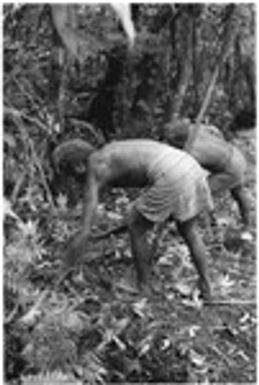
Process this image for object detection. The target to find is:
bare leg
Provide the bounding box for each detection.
[177,217,211,301]
[208,172,235,195]
[128,208,154,290]
[208,173,250,233]
[230,185,250,229]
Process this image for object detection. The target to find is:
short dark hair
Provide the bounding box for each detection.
[53,139,95,173]
[164,119,190,148]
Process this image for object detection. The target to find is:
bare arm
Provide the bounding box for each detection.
[64,169,99,267]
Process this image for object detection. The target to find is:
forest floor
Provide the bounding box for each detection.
[5,130,256,384]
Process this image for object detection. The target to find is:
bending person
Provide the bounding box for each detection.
[54,138,214,301]
[165,119,250,233]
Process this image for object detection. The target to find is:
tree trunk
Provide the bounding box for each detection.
[185,4,238,151]
[243,58,255,108]
[169,14,193,122]
[192,13,200,115]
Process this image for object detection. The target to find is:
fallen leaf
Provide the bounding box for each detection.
[113,335,126,351]
[126,358,142,375]
[20,308,42,327]
[182,288,203,309]
[19,220,38,237]
[132,298,148,318]
[240,231,253,242]
[192,288,203,308]
[189,349,206,367]
[177,244,192,268]
[188,325,201,338]
[218,274,235,289]
[56,193,68,210]
[157,254,173,266]
[138,334,153,356]
[236,349,250,362]
[4,198,21,222]
[166,292,175,301]
[116,281,139,294]
[161,338,171,351]
[106,211,123,221]
[217,216,231,227]
[175,281,192,297]
[239,312,250,324]
[139,342,151,356]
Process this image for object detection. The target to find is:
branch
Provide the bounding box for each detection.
[4,105,48,133]
[12,76,43,120]
[11,169,27,204]
[4,302,20,325]
[90,223,128,240]
[111,3,136,48]
[208,299,256,306]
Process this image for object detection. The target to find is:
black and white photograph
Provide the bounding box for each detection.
[3,2,256,384]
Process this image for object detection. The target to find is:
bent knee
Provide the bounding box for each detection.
[128,206,153,233]
[178,216,197,234]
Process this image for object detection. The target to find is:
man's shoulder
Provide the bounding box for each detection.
[103,139,174,152]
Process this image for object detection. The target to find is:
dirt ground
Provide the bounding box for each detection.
[5,130,256,384]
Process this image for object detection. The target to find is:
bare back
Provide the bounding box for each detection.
[189,125,232,172]
[90,139,187,188]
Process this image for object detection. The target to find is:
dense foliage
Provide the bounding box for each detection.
[3,4,256,384]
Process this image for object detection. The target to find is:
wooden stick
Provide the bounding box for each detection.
[4,303,20,325]
[19,289,50,326]
[90,223,128,240]
[206,299,255,306]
